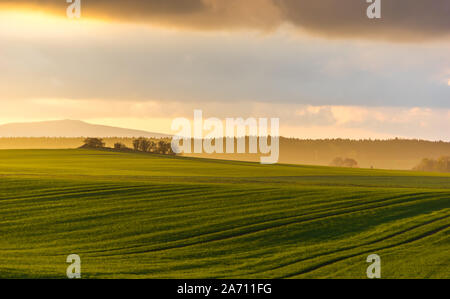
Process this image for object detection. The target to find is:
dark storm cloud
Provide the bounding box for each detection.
[275,0,450,41]
[1,0,449,41]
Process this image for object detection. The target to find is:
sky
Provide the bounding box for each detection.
[0,0,449,140]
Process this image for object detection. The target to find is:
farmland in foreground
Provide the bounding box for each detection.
[0,149,448,278]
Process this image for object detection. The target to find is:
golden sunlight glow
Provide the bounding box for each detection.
[0,7,219,40]
[0,9,110,38]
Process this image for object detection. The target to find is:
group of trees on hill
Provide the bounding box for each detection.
[132,137,174,155]
[330,157,359,168]
[82,138,175,155]
[82,138,105,149]
[413,156,450,173]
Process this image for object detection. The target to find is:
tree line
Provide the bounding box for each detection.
[413,156,450,173]
[330,157,359,168]
[82,137,175,155]
[130,137,175,155]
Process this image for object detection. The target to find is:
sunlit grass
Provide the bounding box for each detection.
[0,149,448,278]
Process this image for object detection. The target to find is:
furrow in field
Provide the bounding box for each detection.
[282,220,450,278]
[74,192,448,256]
[239,212,449,277]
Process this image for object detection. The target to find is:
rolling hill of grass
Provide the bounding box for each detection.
[0,149,448,278]
[1,137,450,170]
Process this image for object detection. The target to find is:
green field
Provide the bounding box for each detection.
[0,149,448,279]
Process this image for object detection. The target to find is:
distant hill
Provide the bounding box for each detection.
[0,120,169,138]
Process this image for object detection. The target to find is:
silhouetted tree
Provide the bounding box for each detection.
[131,138,175,155]
[437,156,450,172]
[82,138,105,149]
[157,140,172,154]
[132,139,140,151]
[132,138,150,152]
[138,138,151,152]
[330,157,358,168]
[343,158,358,168]
[414,156,450,172]
[148,140,157,153]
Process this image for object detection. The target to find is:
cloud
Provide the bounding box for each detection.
[1,16,448,108]
[0,0,282,30]
[279,104,450,140]
[1,0,449,41]
[275,0,450,41]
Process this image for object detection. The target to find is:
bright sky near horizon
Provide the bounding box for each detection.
[0,1,449,140]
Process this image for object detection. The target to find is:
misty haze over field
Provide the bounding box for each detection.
[0,120,448,171]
